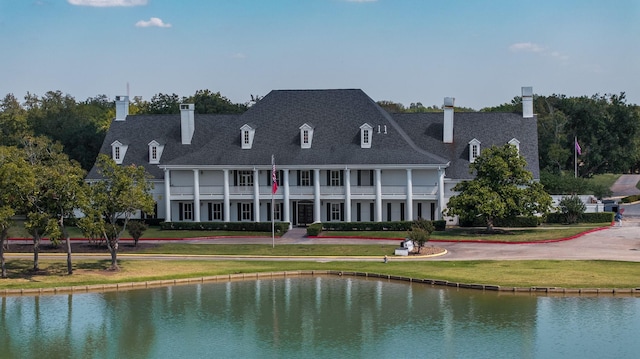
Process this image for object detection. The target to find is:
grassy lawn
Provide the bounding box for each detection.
[10,222,610,243]
[590,173,621,190]
[137,243,397,256]
[1,259,639,290]
[8,222,275,240]
[320,223,609,242]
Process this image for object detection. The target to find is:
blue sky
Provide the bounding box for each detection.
[0,0,638,109]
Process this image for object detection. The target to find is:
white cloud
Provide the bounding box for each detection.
[232,53,247,59]
[509,42,545,53]
[68,0,147,7]
[135,17,172,28]
[510,42,569,62]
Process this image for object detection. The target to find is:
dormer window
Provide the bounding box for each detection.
[468,138,481,163]
[240,124,255,149]
[509,138,520,153]
[360,123,373,149]
[111,140,128,164]
[299,123,314,149]
[148,140,164,164]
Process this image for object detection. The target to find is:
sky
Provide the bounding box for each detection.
[0,0,638,110]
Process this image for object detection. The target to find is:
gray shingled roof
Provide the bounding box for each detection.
[87,89,539,181]
[391,112,540,180]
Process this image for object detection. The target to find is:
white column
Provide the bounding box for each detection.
[344,168,351,222]
[375,169,382,222]
[164,168,171,222]
[253,168,260,222]
[437,168,445,220]
[314,169,321,223]
[283,169,291,228]
[406,168,413,220]
[223,169,230,222]
[193,169,200,222]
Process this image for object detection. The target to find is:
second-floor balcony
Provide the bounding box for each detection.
[169,184,438,199]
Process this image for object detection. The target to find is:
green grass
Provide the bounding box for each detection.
[1,259,639,290]
[9,221,609,243]
[137,243,397,256]
[321,224,608,242]
[590,173,622,190]
[8,222,275,240]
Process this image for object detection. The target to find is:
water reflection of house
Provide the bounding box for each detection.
[87,88,539,226]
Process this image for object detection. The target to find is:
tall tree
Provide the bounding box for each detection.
[445,144,552,230]
[88,155,154,270]
[144,93,183,114]
[24,91,105,171]
[0,146,36,278]
[0,94,31,146]
[187,89,247,114]
[22,136,87,273]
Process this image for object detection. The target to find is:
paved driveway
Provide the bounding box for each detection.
[146,218,640,263]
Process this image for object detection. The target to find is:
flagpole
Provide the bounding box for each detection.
[271,155,275,248]
[574,136,577,178]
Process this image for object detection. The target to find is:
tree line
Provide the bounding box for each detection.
[379,92,640,193]
[0,89,248,171]
[2,88,638,176]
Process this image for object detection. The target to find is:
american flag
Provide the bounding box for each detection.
[575,139,582,155]
[271,155,278,194]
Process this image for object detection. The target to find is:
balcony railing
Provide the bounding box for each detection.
[169,185,439,197]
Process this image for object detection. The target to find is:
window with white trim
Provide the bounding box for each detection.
[210,203,222,221]
[237,170,254,186]
[240,124,255,149]
[299,123,314,149]
[274,203,282,221]
[182,202,193,221]
[148,140,163,164]
[300,170,311,186]
[241,203,252,221]
[330,203,342,221]
[360,123,373,148]
[110,140,127,164]
[468,138,481,163]
[330,170,342,186]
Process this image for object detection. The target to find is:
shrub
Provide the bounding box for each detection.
[160,221,290,234]
[407,226,430,253]
[127,220,148,247]
[558,195,587,224]
[306,223,323,236]
[545,212,613,224]
[620,194,640,203]
[460,216,539,227]
[432,220,447,231]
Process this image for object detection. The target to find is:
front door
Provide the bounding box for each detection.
[297,202,314,226]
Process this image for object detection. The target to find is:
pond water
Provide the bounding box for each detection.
[1,277,639,358]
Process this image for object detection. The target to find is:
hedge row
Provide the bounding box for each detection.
[619,194,640,203]
[306,220,446,236]
[160,221,290,233]
[459,216,541,228]
[545,212,614,224]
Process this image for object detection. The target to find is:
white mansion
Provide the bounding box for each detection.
[87,87,539,226]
